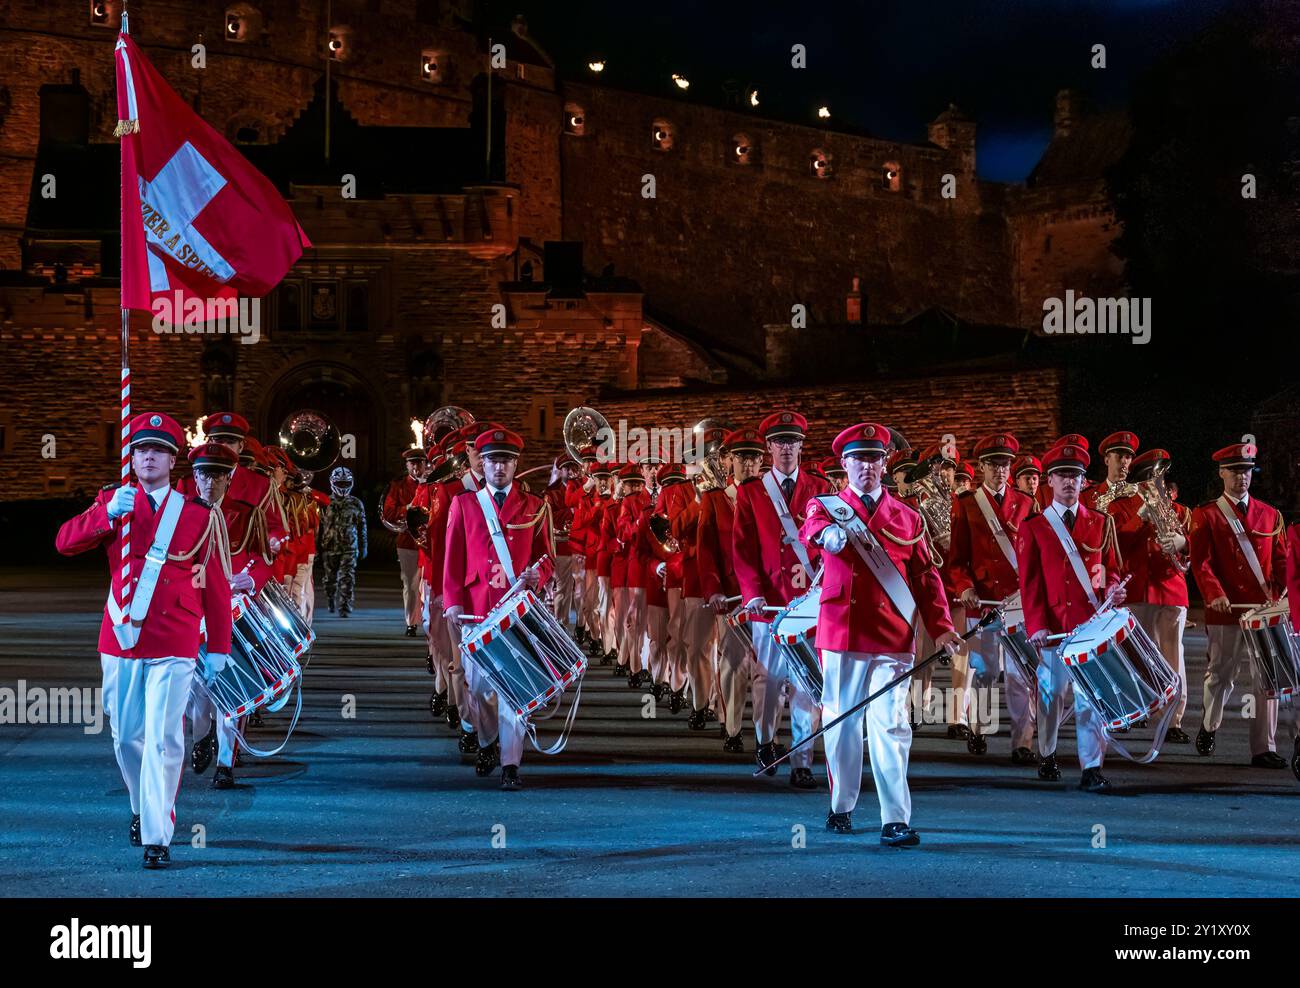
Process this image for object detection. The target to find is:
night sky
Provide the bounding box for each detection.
[490,0,1236,181]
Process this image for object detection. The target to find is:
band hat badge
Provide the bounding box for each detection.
[1013,455,1043,478]
[760,410,807,441]
[722,427,766,454]
[129,411,182,452]
[1045,443,1090,474]
[976,432,1020,462]
[475,427,524,457]
[203,410,249,439]
[1212,442,1257,468]
[187,442,238,473]
[1101,431,1140,455]
[832,422,890,458]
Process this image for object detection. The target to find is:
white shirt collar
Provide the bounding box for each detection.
[1052,498,1078,516]
[1229,493,1249,509]
[850,483,882,503]
[983,483,1007,498]
[771,466,799,486]
[488,483,512,500]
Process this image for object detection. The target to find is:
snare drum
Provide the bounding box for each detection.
[249,579,315,658]
[1057,607,1178,732]
[770,586,824,705]
[198,591,302,726]
[1239,600,1299,700]
[992,591,1039,685]
[461,587,587,720]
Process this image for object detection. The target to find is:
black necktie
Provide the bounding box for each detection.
[993,490,1004,508]
[781,477,795,503]
[1234,499,1247,519]
[1063,508,1075,532]
[865,494,878,517]
[493,490,506,510]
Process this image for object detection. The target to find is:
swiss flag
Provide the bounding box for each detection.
[115,31,310,313]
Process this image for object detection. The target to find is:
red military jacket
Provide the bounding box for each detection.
[618,489,653,592]
[382,475,420,552]
[696,485,740,601]
[1016,502,1123,638]
[733,468,832,620]
[1286,522,1300,634]
[181,464,287,591]
[946,485,1034,601]
[1109,492,1191,607]
[800,487,954,654]
[442,484,554,617]
[661,483,693,592]
[604,494,628,587]
[544,478,584,558]
[1190,494,1287,624]
[670,485,703,598]
[56,484,233,659]
[572,488,610,567]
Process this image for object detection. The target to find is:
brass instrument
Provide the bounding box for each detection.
[278,409,340,474]
[906,454,954,552]
[648,513,681,554]
[563,405,610,463]
[1093,479,1139,512]
[405,503,431,545]
[693,417,733,492]
[422,405,475,450]
[1137,460,1190,572]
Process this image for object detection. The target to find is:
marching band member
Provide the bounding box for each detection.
[604,465,637,674]
[1109,448,1193,744]
[1013,455,1042,512]
[56,412,233,869]
[658,462,693,709]
[442,427,555,789]
[578,461,616,662]
[382,448,427,637]
[1018,443,1125,792]
[571,446,604,650]
[669,463,712,723]
[1189,441,1289,768]
[1036,435,1089,514]
[947,433,1038,761]
[698,427,762,752]
[616,465,653,685]
[800,423,960,844]
[822,455,849,492]
[544,454,585,634]
[732,410,831,788]
[1081,431,1139,511]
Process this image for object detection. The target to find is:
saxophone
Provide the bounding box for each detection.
[1137,462,1190,573]
[908,456,953,553]
[1092,479,1139,512]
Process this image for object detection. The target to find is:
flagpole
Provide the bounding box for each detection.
[117,2,133,630]
[325,0,332,162]
[485,36,492,180]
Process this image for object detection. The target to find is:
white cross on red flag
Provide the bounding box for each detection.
[114,31,310,313]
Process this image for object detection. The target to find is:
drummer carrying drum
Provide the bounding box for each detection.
[1016,442,1125,793]
[55,412,234,870]
[442,427,555,790]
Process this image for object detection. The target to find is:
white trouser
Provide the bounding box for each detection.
[583,569,601,638]
[553,555,580,630]
[822,651,913,825]
[593,575,611,648]
[187,682,238,768]
[623,587,647,671]
[1037,646,1105,769]
[666,588,685,685]
[428,603,450,694]
[610,587,631,661]
[644,604,670,683]
[101,654,194,847]
[966,618,1036,748]
[463,660,526,767]
[918,604,969,724]
[397,548,422,627]
[681,597,716,710]
[1203,624,1278,755]
[1130,603,1188,727]
[717,616,753,737]
[750,623,817,769]
[291,557,315,624]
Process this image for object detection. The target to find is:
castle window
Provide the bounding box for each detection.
[327,25,353,61]
[420,49,446,84]
[652,118,674,152]
[810,148,833,179]
[883,161,901,191]
[225,4,263,43]
[564,102,586,136]
[732,132,754,165]
[89,0,119,27]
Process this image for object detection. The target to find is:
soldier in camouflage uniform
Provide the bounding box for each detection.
[321,467,368,617]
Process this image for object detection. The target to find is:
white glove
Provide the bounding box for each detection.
[1159,533,1188,553]
[655,561,667,578]
[106,485,136,520]
[819,526,847,554]
[203,652,230,685]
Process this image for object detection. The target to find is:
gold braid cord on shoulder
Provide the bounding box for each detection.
[1250,511,1283,539]
[167,505,234,585]
[506,500,556,559]
[916,514,944,569]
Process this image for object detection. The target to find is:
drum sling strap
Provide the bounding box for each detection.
[477,487,517,583]
[107,488,184,649]
[975,487,1019,572]
[1216,496,1270,602]
[815,494,917,626]
[762,470,812,574]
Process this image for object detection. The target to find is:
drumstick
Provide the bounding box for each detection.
[700,595,743,608]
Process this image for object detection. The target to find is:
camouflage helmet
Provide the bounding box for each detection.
[329,466,354,493]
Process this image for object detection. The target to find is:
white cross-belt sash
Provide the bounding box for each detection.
[476,488,517,584]
[1215,496,1270,600]
[762,471,811,573]
[106,489,185,649]
[462,473,478,491]
[814,494,917,625]
[1043,506,1099,609]
[975,488,1019,573]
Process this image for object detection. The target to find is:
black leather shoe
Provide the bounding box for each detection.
[826,811,852,834]
[429,690,447,718]
[687,708,708,731]
[1079,767,1111,793]
[605,649,619,665]
[719,723,728,739]
[723,734,744,753]
[755,741,779,776]
[1038,753,1062,781]
[213,766,234,789]
[500,765,521,790]
[1166,726,1190,744]
[142,844,170,869]
[475,740,501,777]
[444,703,460,730]
[668,688,686,714]
[881,822,920,847]
[406,625,419,638]
[249,710,263,728]
[947,724,972,740]
[1251,750,1288,769]
[789,766,817,790]
[425,652,435,675]
[190,728,215,775]
[1291,737,1300,782]
[339,609,351,618]
[1195,726,1216,756]
[967,733,987,755]
[129,814,141,847]
[457,730,480,754]
[705,707,718,721]
[328,598,335,613]
[1011,746,1040,766]
[575,628,588,646]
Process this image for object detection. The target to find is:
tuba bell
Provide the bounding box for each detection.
[906,450,954,554]
[278,409,340,474]
[563,405,610,464]
[692,417,733,492]
[422,406,475,450]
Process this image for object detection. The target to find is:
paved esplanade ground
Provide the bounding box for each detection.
[1,568,1296,897]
